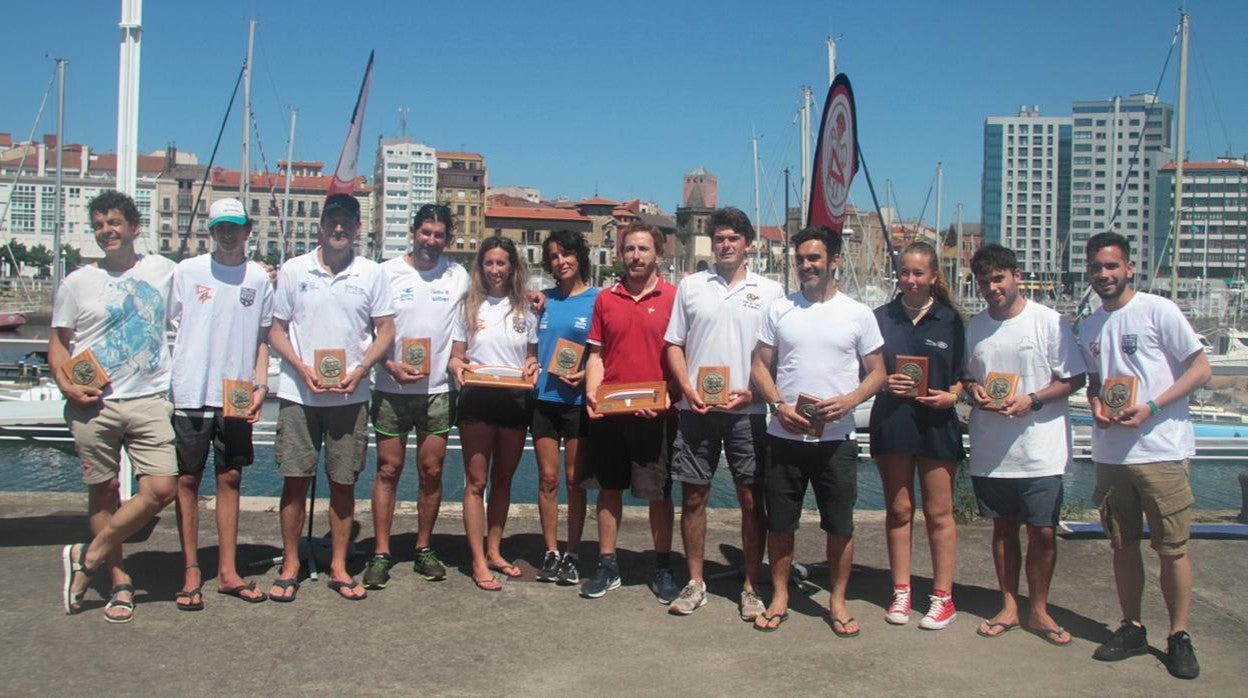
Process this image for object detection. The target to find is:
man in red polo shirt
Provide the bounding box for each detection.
[580,221,679,602]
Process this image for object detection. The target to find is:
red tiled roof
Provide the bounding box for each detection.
[486,206,590,222]
[487,194,540,208]
[759,225,784,242]
[577,196,617,206]
[0,133,11,147]
[1159,160,1248,172]
[209,168,371,194]
[438,152,484,160]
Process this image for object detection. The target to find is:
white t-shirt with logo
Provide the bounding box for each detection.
[373,256,470,396]
[1077,292,1203,464]
[51,254,175,399]
[273,250,394,407]
[451,296,538,369]
[167,255,276,409]
[756,290,884,442]
[665,268,784,413]
[966,300,1085,478]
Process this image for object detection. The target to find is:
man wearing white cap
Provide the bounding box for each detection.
[166,198,276,609]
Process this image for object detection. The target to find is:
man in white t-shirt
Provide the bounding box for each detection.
[749,226,886,634]
[663,207,783,619]
[362,204,468,590]
[964,243,1085,645]
[54,190,178,623]
[167,198,276,608]
[1077,232,1210,679]
[266,193,395,602]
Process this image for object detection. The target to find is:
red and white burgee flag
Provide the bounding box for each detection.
[327,50,375,197]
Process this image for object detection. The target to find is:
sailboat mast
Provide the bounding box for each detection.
[1169,12,1189,300]
[751,130,761,268]
[935,161,942,245]
[800,87,812,225]
[52,59,66,298]
[827,36,836,84]
[241,20,255,215]
[281,109,297,266]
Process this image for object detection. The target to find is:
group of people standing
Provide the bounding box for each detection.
[54,190,1206,680]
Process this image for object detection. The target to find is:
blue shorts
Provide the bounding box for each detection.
[972,474,1064,528]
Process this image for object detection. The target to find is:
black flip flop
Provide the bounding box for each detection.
[175,586,204,611]
[754,612,789,632]
[831,616,861,638]
[328,579,367,600]
[977,621,1020,638]
[269,577,300,603]
[217,581,268,603]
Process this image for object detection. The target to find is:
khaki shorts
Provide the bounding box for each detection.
[275,400,370,485]
[371,391,455,437]
[1093,460,1194,555]
[64,394,177,485]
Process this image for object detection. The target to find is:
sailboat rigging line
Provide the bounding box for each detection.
[248,108,292,259]
[1,61,58,272]
[914,177,935,234]
[181,62,245,259]
[854,142,900,281]
[1102,20,1179,234]
[1193,46,1232,155]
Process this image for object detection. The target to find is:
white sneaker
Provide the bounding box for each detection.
[885,585,912,625]
[667,580,707,615]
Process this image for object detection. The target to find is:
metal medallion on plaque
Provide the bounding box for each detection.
[795,392,825,438]
[223,379,253,419]
[984,372,1020,411]
[896,354,929,398]
[697,366,729,406]
[61,348,110,391]
[401,337,431,375]
[315,349,347,388]
[547,338,586,378]
[1101,376,1138,419]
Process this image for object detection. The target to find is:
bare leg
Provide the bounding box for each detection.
[326,480,363,597]
[214,467,257,596]
[1158,552,1192,635]
[680,482,710,584]
[73,475,177,599]
[459,423,494,582]
[1111,543,1145,622]
[737,483,766,592]
[269,476,309,599]
[756,530,793,630]
[917,458,958,592]
[649,497,674,555]
[597,489,623,555]
[485,427,527,567]
[1024,524,1065,638]
[827,534,859,634]
[534,435,562,552]
[876,453,917,588]
[981,517,1022,633]
[563,436,588,552]
[414,433,447,550]
[371,434,407,557]
[174,472,204,598]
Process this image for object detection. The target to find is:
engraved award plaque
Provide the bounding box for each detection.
[314,349,347,388]
[896,354,929,398]
[222,379,254,419]
[595,381,667,415]
[547,338,586,378]
[983,372,1021,411]
[1101,376,1138,419]
[697,366,730,406]
[462,365,534,389]
[401,337,431,374]
[61,348,110,391]
[795,393,825,438]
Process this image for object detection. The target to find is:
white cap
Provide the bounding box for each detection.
[209,198,248,227]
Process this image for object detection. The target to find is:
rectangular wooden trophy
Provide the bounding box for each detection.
[400,337,432,375]
[547,338,586,377]
[60,348,110,391]
[314,348,348,388]
[222,379,254,419]
[697,365,730,406]
[595,381,667,415]
[1100,376,1139,419]
[795,393,826,438]
[461,365,534,389]
[983,372,1021,411]
[895,355,929,398]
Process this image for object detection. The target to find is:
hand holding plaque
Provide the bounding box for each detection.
[1101,376,1138,420]
[222,379,254,419]
[61,348,110,391]
[314,349,347,388]
[697,366,730,406]
[983,372,1020,411]
[400,337,431,375]
[547,338,586,378]
[895,355,929,398]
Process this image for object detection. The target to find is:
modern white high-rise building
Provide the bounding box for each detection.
[373,136,437,259]
[1067,94,1173,283]
[981,107,1072,280]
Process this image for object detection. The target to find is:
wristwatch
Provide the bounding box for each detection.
[768,400,784,412]
[1028,392,1042,412]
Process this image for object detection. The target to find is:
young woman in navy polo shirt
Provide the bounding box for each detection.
[869,241,969,630]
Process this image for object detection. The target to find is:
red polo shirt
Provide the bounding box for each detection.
[587,277,676,384]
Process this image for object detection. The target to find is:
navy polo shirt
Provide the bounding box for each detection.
[868,297,968,461]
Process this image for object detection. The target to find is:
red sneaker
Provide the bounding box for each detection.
[885,585,912,625]
[919,591,957,630]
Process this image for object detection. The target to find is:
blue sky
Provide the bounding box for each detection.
[3,1,1245,226]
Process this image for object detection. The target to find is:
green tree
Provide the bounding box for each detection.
[3,240,28,276]
[59,244,83,273]
[26,244,53,277]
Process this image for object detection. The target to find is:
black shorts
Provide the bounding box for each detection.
[584,413,675,501]
[763,436,858,537]
[531,400,588,440]
[457,385,534,430]
[670,411,767,486]
[972,474,1064,528]
[173,407,254,474]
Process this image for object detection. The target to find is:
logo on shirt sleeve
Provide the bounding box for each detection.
[1121,334,1138,355]
[239,287,256,307]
